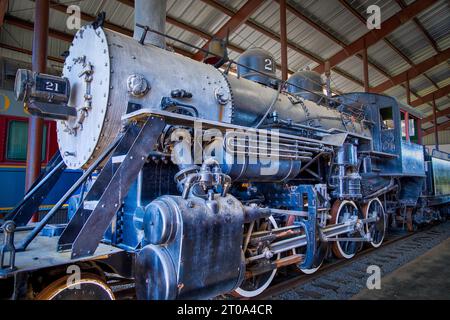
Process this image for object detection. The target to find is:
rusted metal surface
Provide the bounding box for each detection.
[25,0,49,222]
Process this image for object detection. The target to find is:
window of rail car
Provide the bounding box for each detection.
[408,115,419,144]
[5,119,48,161]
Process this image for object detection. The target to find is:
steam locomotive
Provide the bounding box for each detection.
[0,13,449,300]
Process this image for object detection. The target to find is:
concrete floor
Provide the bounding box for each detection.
[353,237,450,300]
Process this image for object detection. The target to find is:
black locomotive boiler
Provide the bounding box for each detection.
[1,1,449,300]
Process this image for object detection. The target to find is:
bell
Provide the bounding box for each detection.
[203,37,228,68]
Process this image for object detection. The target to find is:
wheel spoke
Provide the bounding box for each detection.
[331,200,360,259]
[364,198,386,248]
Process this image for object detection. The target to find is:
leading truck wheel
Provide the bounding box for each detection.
[362,198,386,248]
[232,216,280,298]
[36,273,115,300]
[330,200,362,259]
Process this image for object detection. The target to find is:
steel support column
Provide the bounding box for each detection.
[432,95,439,150]
[25,0,49,222]
[280,0,288,81]
[325,60,331,98]
[0,0,8,26]
[417,118,423,145]
[406,73,411,105]
[422,107,450,124]
[362,41,369,92]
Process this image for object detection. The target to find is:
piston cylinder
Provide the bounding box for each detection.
[135,194,245,299]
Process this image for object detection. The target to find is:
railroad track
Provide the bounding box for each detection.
[251,221,450,300]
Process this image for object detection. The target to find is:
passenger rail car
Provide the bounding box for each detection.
[0,89,81,220]
[0,21,448,300]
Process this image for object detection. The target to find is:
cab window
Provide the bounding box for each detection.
[409,116,419,144]
[380,107,394,130]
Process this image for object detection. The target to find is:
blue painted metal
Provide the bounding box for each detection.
[0,167,82,214]
[40,224,66,237]
[431,155,450,196]
[401,142,426,176]
[292,185,317,270]
[256,183,319,269]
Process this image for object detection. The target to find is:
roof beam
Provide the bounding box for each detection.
[0,42,64,63]
[4,14,195,59]
[200,0,363,88]
[284,0,431,100]
[336,0,434,104]
[411,85,450,107]
[84,0,299,73]
[423,119,450,136]
[4,14,72,42]
[422,107,450,124]
[371,48,450,93]
[5,1,351,92]
[314,0,438,74]
[281,0,390,79]
[338,0,447,104]
[192,0,265,60]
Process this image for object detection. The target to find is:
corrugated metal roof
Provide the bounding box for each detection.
[417,0,450,50]
[1,0,449,121]
[387,20,436,64]
[427,63,450,85]
[347,0,401,23]
[290,0,368,44]
[368,41,410,77]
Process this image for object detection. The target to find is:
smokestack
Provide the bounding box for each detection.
[134,0,167,49]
